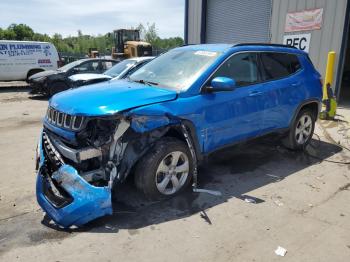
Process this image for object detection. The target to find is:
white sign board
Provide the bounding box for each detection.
[283,33,311,53]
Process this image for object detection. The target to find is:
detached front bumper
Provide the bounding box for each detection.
[36,133,112,228]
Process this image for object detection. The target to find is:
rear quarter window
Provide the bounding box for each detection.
[260,53,301,81]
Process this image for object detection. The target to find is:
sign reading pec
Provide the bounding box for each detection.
[283,33,311,53]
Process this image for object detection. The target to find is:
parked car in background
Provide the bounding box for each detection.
[36,44,322,227]
[28,58,118,96]
[69,56,154,88]
[0,40,60,81]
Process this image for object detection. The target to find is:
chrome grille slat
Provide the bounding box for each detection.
[52,110,57,124]
[57,112,63,126]
[64,114,72,129]
[73,116,83,130]
[46,107,85,131]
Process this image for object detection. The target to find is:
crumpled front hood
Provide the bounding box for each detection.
[50,79,177,116]
[69,73,112,82]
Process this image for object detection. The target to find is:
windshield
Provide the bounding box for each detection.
[129,49,221,91]
[58,60,85,72]
[104,59,136,77]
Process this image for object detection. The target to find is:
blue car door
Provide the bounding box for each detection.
[199,52,265,153]
[258,52,304,132]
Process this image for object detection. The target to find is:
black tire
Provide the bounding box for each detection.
[26,69,44,81]
[283,108,316,150]
[134,137,193,201]
[48,82,68,97]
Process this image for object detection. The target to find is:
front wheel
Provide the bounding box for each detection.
[283,108,316,150]
[134,137,193,200]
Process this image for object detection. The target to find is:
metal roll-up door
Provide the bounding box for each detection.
[206,0,272,44]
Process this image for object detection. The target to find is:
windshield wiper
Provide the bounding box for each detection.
[132,79,159,86]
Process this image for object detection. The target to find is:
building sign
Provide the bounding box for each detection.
[285,8,323,32]
[283,33,311,53]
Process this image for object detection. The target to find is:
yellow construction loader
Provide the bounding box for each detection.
[111,29,152,60]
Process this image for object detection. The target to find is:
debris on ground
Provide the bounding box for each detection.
[275,246,287,256]
[104,224,116,230]
[200,210,212,225]
[193,188,222,196]
[244,197,257,204]
[273,199,284,207]
[265,173,282,182]
[239,195,264,204]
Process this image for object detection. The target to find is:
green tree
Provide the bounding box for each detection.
[7,23,34,40]
[3,28,16,40]
[137,23,183,50]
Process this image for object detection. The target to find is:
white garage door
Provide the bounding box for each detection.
[206,0,272,43]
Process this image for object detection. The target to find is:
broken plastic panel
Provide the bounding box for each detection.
[36,137,112,228]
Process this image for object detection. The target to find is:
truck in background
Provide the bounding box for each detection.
[111,29,152,60]
[0,40,61,81]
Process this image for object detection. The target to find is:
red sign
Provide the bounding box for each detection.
[38,59,51,64]
[285,8,323,32]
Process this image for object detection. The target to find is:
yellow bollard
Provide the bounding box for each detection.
[320,51,337,119]
[322,51,336,100]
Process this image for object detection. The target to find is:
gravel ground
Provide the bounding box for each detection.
[0,89,349,262]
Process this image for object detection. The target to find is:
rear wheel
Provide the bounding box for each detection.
[283,108,316,150]
[134,137,193,200]
[48,82,69,96]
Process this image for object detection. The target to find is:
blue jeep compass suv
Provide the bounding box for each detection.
[36,43,322,227]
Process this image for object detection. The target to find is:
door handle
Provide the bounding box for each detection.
[249,91,263,97]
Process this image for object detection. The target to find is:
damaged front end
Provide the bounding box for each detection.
[36,107,134,227]
[35,107,179,228]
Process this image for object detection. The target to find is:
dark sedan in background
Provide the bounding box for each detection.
[69,56,154,88]
[28,58,118,96]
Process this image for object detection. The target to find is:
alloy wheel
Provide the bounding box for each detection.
[295,114,313,145]
[155,151,189,195]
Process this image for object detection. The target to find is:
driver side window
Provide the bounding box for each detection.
[74,61,100,73]
[212,53,259,87]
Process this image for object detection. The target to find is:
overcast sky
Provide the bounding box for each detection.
[0,0,184,38]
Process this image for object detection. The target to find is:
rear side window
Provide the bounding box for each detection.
[260,53,301,81]
[212,53,259,87]
[101,61,113,70]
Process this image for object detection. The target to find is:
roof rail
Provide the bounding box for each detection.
[234,43,297,49]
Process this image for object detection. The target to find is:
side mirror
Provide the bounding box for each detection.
[203,77,236,93]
